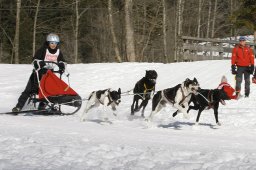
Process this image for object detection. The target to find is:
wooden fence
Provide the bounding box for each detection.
[177,36,256,62]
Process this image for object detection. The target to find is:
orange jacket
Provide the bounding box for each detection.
[231,45,254,66]
[217,82,237,99]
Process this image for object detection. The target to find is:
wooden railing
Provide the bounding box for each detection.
[177,36,256,61]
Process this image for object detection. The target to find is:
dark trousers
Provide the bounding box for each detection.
[16,69,46,109]
[236,66,251,96]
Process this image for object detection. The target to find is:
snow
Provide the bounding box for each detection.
[1,60,256,169]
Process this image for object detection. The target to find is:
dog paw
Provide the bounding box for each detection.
[216,122,221,126]
[194,122,199,126]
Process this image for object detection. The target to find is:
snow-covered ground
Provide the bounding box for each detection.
[1,60,256,170]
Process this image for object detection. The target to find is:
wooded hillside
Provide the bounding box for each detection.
[0,0,255,63]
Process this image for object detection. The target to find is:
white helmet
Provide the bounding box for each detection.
[46,33,60,43]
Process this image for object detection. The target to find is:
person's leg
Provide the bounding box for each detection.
[235,67,244,95]
[244,69,251,97]
[13,72,38,111]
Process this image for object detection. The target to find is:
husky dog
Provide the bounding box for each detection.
[173,88,229,126]
[147,78,200,121]
[81,88,121,121]
[131,70,158,117]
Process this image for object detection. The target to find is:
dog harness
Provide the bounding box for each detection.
[178,86,192,105]
[163,85,191,105]
[94,89,116,106]
[143,83,154,94]
[142,83,154,100]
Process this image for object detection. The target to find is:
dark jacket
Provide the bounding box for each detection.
[33,42,65,62]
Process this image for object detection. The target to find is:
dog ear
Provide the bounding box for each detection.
[118,88,121,94]
[193,77,198,83]
[184,78,189,87]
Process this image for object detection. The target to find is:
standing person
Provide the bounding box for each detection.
[12,33,66,112]
[231,36,255,97]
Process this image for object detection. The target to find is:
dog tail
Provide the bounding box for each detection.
[88,91,95,100]
[152,91,162,111]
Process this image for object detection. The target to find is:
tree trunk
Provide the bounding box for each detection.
[124,0,136,62]
[177,0,184,36]
[108,0,122,62]
[197,0,202,38]
[206,0,212,38]
[175,0,184,62]
[13,0,21,64]
[32,0,40,56]
[162,0,168,63]
[211,0,218,38]
[74,0,79,63]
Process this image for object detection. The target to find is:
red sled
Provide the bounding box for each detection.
[31,64,82,115]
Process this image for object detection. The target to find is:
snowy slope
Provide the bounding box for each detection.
[1,60,256,170]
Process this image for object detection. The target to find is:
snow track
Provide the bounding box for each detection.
[1,61,256,169]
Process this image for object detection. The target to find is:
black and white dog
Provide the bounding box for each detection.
[81,88,121,121]
[173,88,229,126]
[131,70,158,117]
[147,78,200,121]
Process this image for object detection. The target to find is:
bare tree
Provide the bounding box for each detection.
[177,0,184,36]
[13,0,21,64]
[162,0,167,63]
[211,0,218,38]
[32,0,41,56]
[197,0,202,38]
[175,0,185,61]
[206,0,212,38]
[108,0,122,62]
[124,0,136,62]
[74,0,79,63]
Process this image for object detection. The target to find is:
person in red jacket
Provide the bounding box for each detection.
[217,76,237,100]
[231,36,255,97]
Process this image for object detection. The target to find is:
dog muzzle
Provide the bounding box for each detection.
[149,79,156,83]
[191,87,199,94]
[115,100,121,105]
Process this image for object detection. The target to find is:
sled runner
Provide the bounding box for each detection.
[12,61,82,115]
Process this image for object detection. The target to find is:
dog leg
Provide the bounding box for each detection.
[195,107,204,123]
[214,103,221,126]
[173,103,189,119]
[81,93,96,121]
[101,97,110,121]
[172,110,179,117]
[146,103,163,122]
[141,100,149,118]
[81,103,91,121]
[131,96,139,115]
[111,105,117,116]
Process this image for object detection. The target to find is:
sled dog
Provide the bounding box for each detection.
[131,70,158,117]
[173,88,229,126]
[81,88,121,121]
[147,78,200,121]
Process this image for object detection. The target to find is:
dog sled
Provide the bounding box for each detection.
[7,61,82,116]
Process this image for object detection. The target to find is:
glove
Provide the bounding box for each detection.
[231,65,237,75]
[252,74,256,84]
[58,62,65,74]
[249,65,254,75]
[33,60,45,70]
